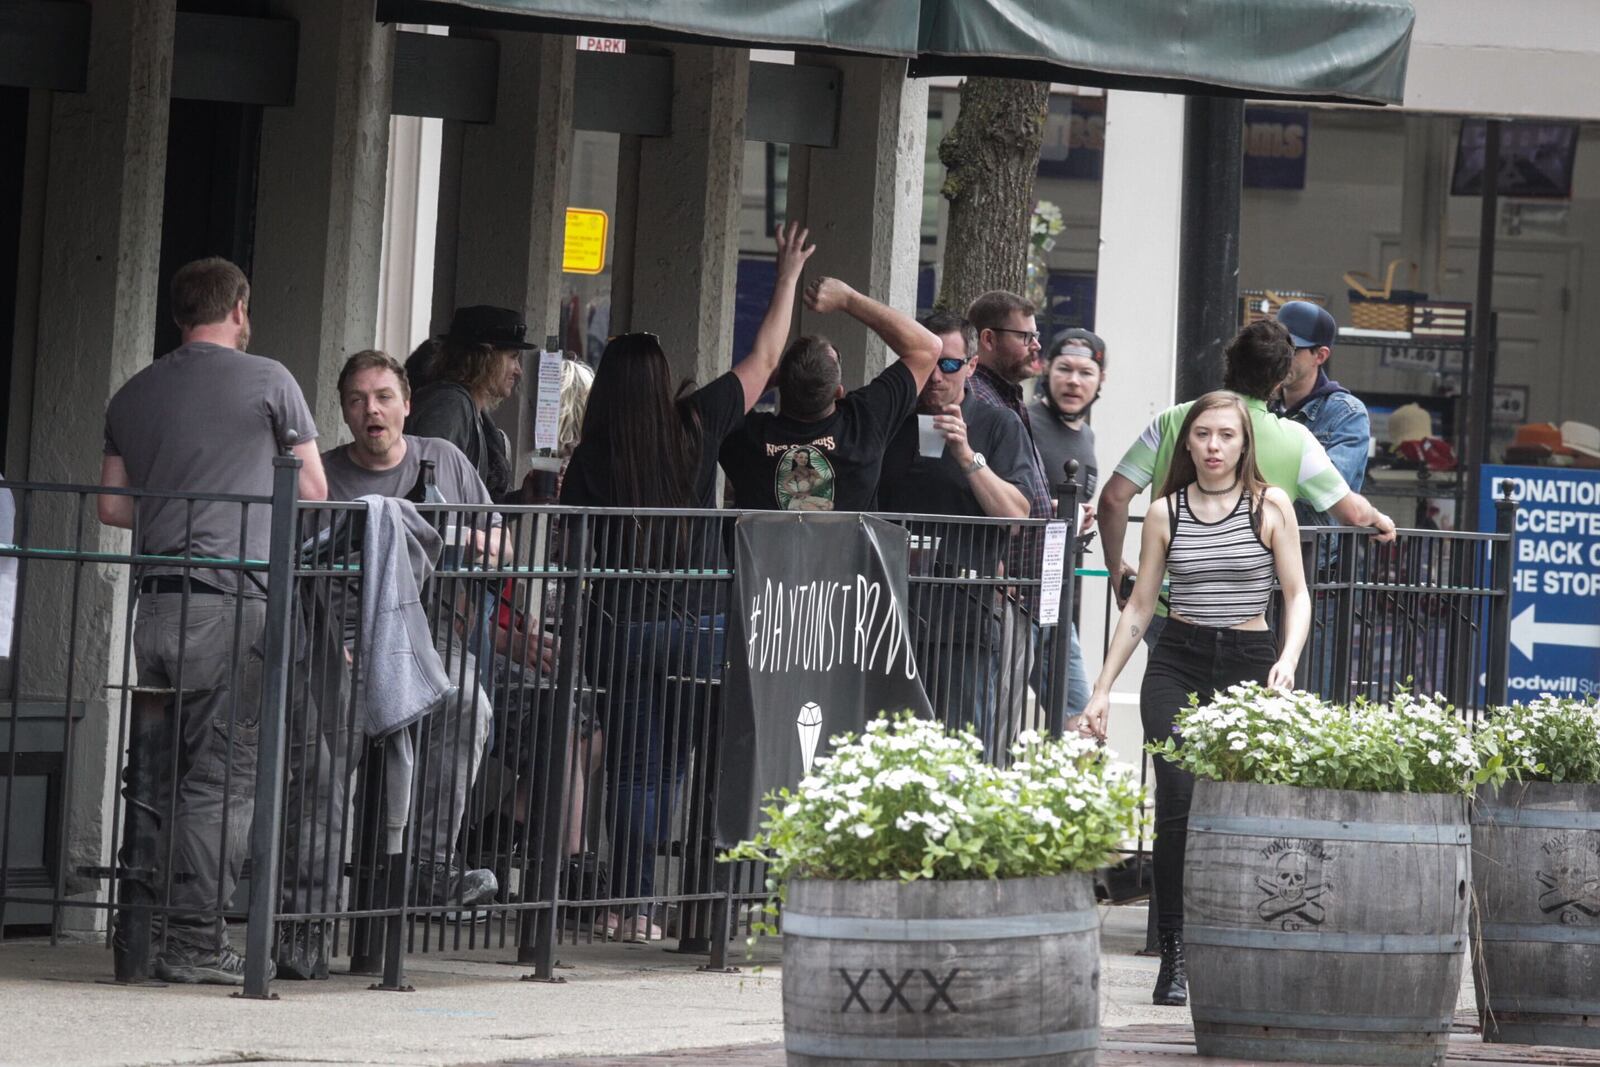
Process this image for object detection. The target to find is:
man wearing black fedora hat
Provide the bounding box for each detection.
[405,305,536,502]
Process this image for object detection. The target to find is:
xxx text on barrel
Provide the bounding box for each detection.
[782,875,1099,1066]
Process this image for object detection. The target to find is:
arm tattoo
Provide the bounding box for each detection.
[1129,624,1141,640]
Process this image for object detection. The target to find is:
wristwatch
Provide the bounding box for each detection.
[961,452,987,474]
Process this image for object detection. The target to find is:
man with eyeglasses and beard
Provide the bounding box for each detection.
[963,290,1054,520]
[878,312,1036,751]
[960,291,1082,733]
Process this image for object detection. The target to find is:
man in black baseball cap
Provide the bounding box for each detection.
[405,305,535,501]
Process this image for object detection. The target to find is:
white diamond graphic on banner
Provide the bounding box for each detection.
[797,702,823,773]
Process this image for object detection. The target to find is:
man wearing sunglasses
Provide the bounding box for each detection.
[878,312,1038,746]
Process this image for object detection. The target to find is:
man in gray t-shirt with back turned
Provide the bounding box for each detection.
[100,256,326,985]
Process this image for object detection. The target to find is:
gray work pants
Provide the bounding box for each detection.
[131,591,267,954]
[280,635,491,914]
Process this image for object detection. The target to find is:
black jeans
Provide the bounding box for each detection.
[1142,616,1278,934]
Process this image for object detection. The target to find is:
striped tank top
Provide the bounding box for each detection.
[1165,486,1275,628]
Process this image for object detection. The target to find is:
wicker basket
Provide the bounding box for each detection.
[1345,260,1423,332]
[1238,289,1326,328]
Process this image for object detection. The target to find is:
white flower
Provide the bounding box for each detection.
[1427,750,1442,766]
[852,823,874,839]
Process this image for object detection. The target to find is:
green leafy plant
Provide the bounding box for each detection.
[723,712,1147,883]
[1475,696,1600,784]
[1149,682,1518,796]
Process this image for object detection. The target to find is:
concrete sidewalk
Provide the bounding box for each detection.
[0,905,1472,1066]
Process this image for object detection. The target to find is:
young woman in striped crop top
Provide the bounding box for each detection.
[1078,391,1311,1008]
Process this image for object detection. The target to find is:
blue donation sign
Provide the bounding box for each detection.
[1479,465,1600,700]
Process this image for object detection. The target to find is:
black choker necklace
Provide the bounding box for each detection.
[1196,475,1240,496]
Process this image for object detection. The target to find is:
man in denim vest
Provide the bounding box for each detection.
[1273,301,1374,697]
[1273,301,1372,516]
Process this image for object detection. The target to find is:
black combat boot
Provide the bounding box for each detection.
[1152,929,1188,1006]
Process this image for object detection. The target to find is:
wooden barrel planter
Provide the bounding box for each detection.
[1471,781,1600,1048]
[1184,780,1470,1066]
[782,874,1099,1066]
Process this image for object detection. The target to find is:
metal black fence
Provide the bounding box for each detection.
[0,462,1516,998]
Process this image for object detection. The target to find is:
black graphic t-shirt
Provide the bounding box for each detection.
[719,362,917,512]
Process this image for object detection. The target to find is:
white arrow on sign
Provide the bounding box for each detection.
[1510,603,1600,660]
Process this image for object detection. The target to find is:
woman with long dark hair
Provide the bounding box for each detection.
[1078,390,1310,1007]
[559,223,814,940]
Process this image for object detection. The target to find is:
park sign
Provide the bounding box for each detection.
[1479,465,1600,701]
[715,513,932,844]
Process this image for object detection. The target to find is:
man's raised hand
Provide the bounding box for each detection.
[804,276,854,316]
[775,221,815,279]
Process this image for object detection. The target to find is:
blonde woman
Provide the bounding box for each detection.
[1079,390,1311,1008]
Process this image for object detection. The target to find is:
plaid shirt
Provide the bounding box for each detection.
[967,364,1056,520]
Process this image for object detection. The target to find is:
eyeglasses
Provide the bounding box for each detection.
[936,355,972,374]
[991,327,1041,345]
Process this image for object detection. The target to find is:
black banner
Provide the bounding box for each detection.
[716,513,931,844]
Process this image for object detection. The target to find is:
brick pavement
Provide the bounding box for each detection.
[514,1019,1600,1067]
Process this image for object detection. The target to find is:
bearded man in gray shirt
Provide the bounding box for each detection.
[100,257,327,985]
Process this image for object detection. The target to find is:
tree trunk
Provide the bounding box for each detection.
[935,78,1050,314]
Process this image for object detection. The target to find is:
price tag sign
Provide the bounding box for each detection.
[533,350,563,451]
[562,208,608,274]
[1038,521,1069,626]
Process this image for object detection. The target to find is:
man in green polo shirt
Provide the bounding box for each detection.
[1097,320,1394,609]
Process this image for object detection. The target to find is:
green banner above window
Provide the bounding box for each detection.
[913,0,1414,105]
[376,0,924,57]
[379,0,1414,105]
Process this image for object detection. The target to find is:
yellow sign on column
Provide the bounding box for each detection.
[563,208,608,275]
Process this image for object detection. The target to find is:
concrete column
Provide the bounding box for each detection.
[16,0,176,925]
[785,57,928,387]
[1399,114,1452,295]
[1080,90,1186,763]
[433,31,575,474]
[625,45,749,387]
[252,0,395,440]
[376,112,443,360]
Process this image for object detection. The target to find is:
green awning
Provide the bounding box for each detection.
[377,0,1414,105]
[376,0,924,57]
[914,0,1415,105]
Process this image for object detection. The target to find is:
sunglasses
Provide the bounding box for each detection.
[936,355,971,375]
